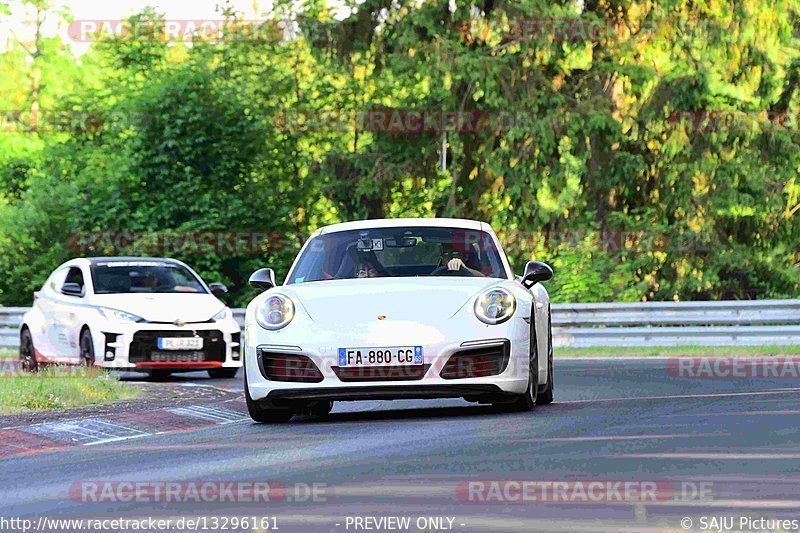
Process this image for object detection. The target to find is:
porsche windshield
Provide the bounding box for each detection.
[91,261,207,294]
[287,227,507,283]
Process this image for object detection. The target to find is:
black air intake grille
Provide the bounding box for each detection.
[440,341,510,379]
[129,330,225,363]
[257,350,324,383]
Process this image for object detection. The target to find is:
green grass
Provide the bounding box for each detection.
[556,345,800,358]
[0,366,139,415]
[0,348,15,359]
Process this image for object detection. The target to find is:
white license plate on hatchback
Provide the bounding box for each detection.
[338,346,423,367]
[157,337,203,350]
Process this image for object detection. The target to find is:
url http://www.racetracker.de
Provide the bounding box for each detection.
[0,515,280,532]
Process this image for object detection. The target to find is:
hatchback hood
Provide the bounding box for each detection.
[283,277,501,325]
[92,293,225,323]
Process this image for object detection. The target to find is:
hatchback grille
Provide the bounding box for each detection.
[129,330,225,363]
[258,351,324,383]
[440,341,510,379]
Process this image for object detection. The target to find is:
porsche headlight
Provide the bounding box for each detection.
[255,294,295,330]
[98,307,145,323]
[211,307,232,322]
[474,288,516,325]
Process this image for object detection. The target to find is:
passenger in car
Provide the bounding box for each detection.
[356,261,383,278]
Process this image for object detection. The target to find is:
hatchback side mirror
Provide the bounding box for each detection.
[61,282,84,297]
[208,282,228,297]
[249,268,276,291]
[521,261,553,288]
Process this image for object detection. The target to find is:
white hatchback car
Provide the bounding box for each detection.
[20,257,242,378]
[243,218,553,423]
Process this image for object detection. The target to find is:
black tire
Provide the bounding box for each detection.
[244,365,293,423]
[309,400,334,418]
[208,367,239,379]
[19,328,38,373]
[149,369,173,380]
[79,328,95,367]
[496,323,538,412]
[537,307,554,405]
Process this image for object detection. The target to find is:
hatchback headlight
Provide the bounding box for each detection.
[98,307,145,323]
[211,307,232,321]
[474,288,516,325]
[255,294,295,330]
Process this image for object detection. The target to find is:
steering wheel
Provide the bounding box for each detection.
[430,265,476,277]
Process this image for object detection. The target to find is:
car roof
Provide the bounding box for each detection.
[315,218,488,236]
[85,257,183,265]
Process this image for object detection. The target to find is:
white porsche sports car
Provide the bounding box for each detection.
[243,218,553,423]
[20,257,242,378]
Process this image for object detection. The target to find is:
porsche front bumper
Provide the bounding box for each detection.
[244,320,531,403]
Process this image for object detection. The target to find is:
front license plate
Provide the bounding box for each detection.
[157,337,204,350]
[338,346,423,367]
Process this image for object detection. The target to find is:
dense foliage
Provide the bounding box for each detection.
[1,0,799,306]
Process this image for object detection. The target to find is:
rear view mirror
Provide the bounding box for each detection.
[208,282,228,297]
[61,282,84,297]
[249,268,277,291]
[521,261,553,288]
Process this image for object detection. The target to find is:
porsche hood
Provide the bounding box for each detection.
[281,277,501,326]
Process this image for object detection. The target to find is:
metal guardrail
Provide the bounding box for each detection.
[0,308,31,351]
[2,300,800,350]
[550,299,800,347]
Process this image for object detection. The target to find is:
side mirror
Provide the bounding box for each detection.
[61,282,84,297]
[521,261,553,288]
[249,268,276,291]
[208,282,228,297]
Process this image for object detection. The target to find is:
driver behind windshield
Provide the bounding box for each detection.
[438,242,484,276]
[132,271,160,290]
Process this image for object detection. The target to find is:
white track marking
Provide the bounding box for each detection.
[166,405,249,424]
[22,419,148,445]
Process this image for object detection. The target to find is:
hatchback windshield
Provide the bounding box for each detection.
[91,261,206,294]
[287,227,507,283]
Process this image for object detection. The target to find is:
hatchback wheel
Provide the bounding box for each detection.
[19,328,38,373]
[80,329,95,367]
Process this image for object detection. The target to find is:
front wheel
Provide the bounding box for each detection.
[19,328,38,373]
[509,355,538,412]
[208,367,239,379]
[308,400,334,418]
[244,365,293,423]
[80,328,95,367]
[495,329,538,412]
[149,369,172,380]
[537,309,554,405]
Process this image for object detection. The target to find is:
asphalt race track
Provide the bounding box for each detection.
[2,357,799,532]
